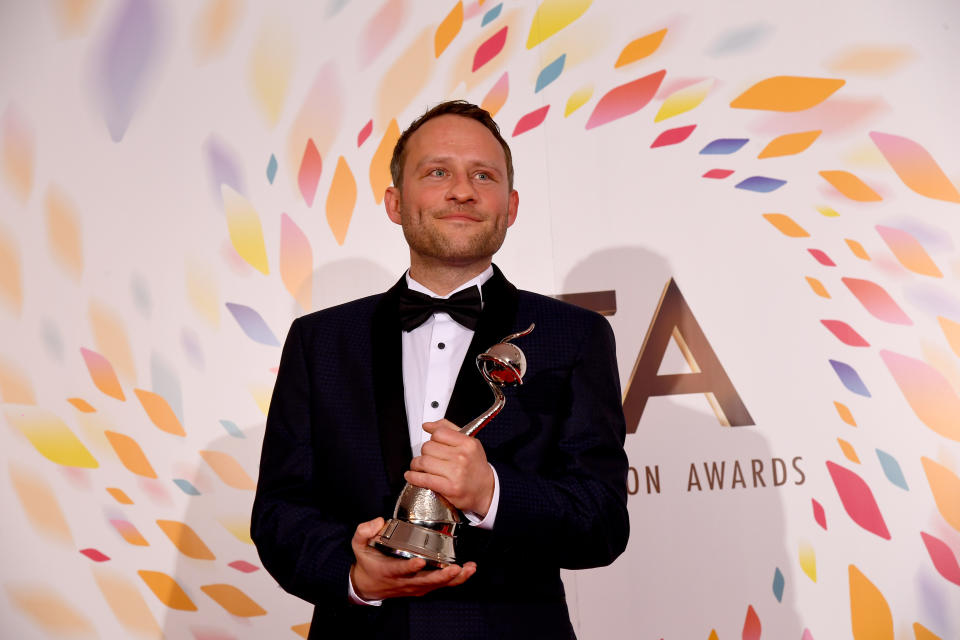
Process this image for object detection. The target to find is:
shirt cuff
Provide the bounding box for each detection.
[462,463,499,530]
[348,573,383,606]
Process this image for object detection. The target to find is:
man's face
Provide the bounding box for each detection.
[385,114,518,268]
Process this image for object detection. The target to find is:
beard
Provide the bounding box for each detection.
[399,204,509,265]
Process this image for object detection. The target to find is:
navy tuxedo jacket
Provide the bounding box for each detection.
[252,267,629,639]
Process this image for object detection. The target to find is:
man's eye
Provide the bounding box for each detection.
[430,168,445,177]
[475,172,489,180]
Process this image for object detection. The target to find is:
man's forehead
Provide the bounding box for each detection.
[404,115,506,165]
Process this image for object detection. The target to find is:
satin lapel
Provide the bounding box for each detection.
[372,275,413,494]
[445,265,519,429]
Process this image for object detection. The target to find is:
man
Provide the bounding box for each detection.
[252,101,629,639]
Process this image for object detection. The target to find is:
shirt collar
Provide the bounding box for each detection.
[405,265,494,305]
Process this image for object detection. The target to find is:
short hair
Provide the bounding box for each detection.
[390,100,514,191]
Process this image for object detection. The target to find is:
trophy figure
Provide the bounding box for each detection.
[369,324,535,567]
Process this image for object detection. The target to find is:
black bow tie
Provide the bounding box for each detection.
[398,285,482,331]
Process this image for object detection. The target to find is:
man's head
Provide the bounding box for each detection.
[390,100,514,192]
[385,101,519,276]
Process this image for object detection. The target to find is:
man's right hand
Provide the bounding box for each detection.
[350,517,477,601]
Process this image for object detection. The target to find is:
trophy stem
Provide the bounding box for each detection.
[459,381,504,437]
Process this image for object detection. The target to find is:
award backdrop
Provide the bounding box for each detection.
[1,1,958,638]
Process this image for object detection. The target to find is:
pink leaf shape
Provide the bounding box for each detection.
[512,105,549,137]
[473,26,507,72]
[651,124,696,148]
[80,548,111,562]
[870,131,960,203]
[826,461,890,539]
[920,532,960,586]
[703,169,734,179]
[812,498,827,530]
[881,350,960,442]
[298,139,322,206]
[821,319,870,346]
[842,278,912,325]
[808,249,835,266]
[357,120,373,147]
[742,604,761,640]
[228,560,260,573]
[586,70,666,129]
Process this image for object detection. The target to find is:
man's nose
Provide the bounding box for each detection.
[446,172,477,204]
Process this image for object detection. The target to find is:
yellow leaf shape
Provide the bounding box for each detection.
[913,622,943,640]
[157,520,215,560]
[370,119,399,205]
[248,21,296,126]
[326,156,357,246]
[731,76,845,112]
[4,406,99,468]
[828,46,912,75]
[655,78,713,122]
[251,383,272,416]
[762,213,809,238]
[93,568,162,636]
[921,457,960,534]
[138,570,197,611]
[846,238,870,260]
[834,401,856,426]
[527,0,592,49]
[200,449,255,489]
[939,317,960,358]
[806,276,830,299]
[1,106,34,202]
[758,130,822,158]
[849,565,894,640]
[90,299,136,383]
[67,398,95,412]
[45,186,83,281]
[222,185,269,274]
[615,28,667,67]
[201,583,266,617]
[219,515,254,544]
[0,356,34,403]
[104,430,157,478]
[193,0,242,62]
[816,205,840,217]
[185,257,220,326]
[819,170,882,202]
[134,388,185,436]
[5,586,95,635]
[292,622,311,639]
[0,223,23,312]
[435,1,463,57]
[9,464,73,545]
[837,438,860,463]
[376,26,434,129]
[799,542,816,581]
[106,487,133,504]
[565,84,593,117]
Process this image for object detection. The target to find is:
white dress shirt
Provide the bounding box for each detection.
[349,266,501,605]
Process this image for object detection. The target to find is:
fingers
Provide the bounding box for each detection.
[352,517,385,546]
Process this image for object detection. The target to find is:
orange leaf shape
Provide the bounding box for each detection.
[193,0,242,62]
[9,464,74,545]
[45,186,84,281]
[913,622,943,640]
[0,356,34,403]
[81,347,125,400]
[93,568,162,636]
[938,317,960,358]
[106,487,134,504]
[1,105,34,202]
[881,350,960,442]
[201,583,267,617]
[846,239,870,260]
[67,398,95,412]
[435,1,463,57]
[292,622,311,638]
[834,401,856,426]
[134,388,184,436]
[615,28,667,67]
[280,213,313,311]
[758,130,821,158]
[370,119,399,205]
[104,430,157,478]
[326,156,356,245]
[481,72,509,118]
[870,131,960,203]
[806,276,830,298]
[762,213,809,237]
[837,438,860,463]
[6,587,95,635]
[921,457,960,534]
[0,223,22,312]
[200,450,255,489]
[138,570,197,611]
[731,76,845,111]
[849,565,893,640]
[157,520,216,559]
[820,170,882,202]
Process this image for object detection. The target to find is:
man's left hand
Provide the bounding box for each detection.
[405,419,494,517]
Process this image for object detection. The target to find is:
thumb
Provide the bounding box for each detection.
[354,517,385,544]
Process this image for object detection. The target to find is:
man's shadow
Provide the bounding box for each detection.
[161,259,394,639]
[559,247,804,640]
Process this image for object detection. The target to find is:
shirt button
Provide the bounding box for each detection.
[431,400,439,409]
[437,342,445,349]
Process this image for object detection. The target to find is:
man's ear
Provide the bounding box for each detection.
[506,189,519,227]
[384,186,402,225]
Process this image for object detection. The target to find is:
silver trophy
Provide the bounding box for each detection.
[369,324,535,567]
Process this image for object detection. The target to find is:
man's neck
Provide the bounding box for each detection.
[407,259,492,296]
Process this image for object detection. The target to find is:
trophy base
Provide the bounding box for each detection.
[368,519,457,569]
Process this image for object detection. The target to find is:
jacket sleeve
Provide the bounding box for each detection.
[250,317,354,605]
[482,313,630,569]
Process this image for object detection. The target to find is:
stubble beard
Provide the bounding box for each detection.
[400,204,508,265]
